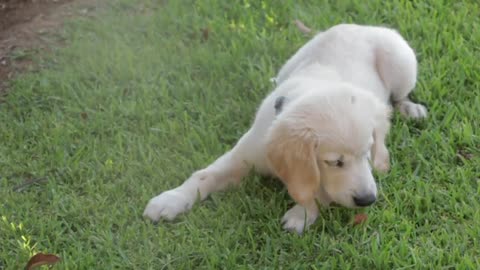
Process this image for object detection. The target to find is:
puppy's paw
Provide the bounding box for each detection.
[143,189,194,222]
[281,205,318,234]
[374,158,390,173]
[373,148,390,173]
[396,100,427,119]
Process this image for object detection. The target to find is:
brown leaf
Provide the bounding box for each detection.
[353,213,368,226]
[294,19,312,34]
[25,253,61,270]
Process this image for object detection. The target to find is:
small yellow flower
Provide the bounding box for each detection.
[105,159,113,168]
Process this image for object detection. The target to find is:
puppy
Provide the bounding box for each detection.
[143,24,427,234]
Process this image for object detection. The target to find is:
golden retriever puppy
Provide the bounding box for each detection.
[143,24,427,233]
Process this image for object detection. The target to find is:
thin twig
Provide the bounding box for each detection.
[13,177,47,192]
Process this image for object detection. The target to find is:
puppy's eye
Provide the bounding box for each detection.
[325,160,344,168]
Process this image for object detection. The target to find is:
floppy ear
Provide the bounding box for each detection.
[371,103,392,172]
[266,121,320,206]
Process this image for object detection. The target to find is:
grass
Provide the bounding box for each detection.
[1,0,479,269]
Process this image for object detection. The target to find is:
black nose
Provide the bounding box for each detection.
[353,194,376,207]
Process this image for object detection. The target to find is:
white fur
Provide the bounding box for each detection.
[144,24,427,233]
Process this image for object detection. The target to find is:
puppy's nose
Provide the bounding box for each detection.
[353,194,376,207]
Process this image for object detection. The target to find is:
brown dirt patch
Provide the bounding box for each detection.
[0,0,97,97]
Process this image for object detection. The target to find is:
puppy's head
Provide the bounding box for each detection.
[266,88,390,208]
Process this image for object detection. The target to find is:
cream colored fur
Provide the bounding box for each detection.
[143,24,427,234]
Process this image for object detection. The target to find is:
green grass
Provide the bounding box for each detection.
[1,0,479,269]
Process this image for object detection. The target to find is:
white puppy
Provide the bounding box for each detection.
[143,24,427,233]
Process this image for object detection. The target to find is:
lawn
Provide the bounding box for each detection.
[1,0,479,269]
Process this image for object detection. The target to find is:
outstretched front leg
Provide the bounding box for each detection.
[143,130,256,221]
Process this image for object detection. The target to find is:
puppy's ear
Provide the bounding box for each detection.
[371,102,392,172]
[266,121,320,205]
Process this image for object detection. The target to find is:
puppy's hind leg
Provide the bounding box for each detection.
[143,130,256,222]
[375,34,428,119]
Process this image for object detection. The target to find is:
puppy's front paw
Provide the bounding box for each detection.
[374,158,390,173]
[143,189,194,222]
[281,205,318,234]
[396,100,427,119]
[373,148,390,173]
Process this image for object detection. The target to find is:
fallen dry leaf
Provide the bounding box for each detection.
[25,253,61,270]
[294,19,312,34]
[353,213,368,225]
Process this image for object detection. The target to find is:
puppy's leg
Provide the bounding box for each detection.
[281,184,337,234]
[372,121,390,173]
[395,99,427,119]
[143,130,255,222]
[375,36,428,119]
[282,201,319,234]
[281,181,324,234]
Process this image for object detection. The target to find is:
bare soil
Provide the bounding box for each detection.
[0,0,96,96]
